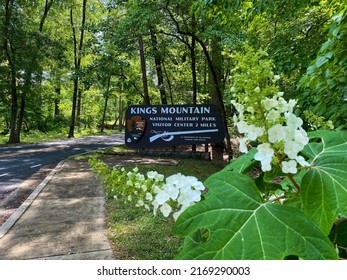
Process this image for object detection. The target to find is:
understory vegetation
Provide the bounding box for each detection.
[88,145,225,259]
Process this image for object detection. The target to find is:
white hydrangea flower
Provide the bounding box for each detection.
[261,161,272,172]
[266,109,280,121]
[235,103,245,113]
[246,106,255,114]
[283,140,302,159]
[159,203,172,217]
[145,192,153,201]
[166,173,185,186]
[136,199,144,207]
[155,190,170,204]
[294,129,309,146]
[247,125,264,141]
[268,124,286,143]
[152,200,159,216]
[274,75,280,81]
[165,185,179,200]
[156,174,165,182]
[184,176,205,191]
[254,143,274,172]
[237,120,249,134]
[288,99,297,112]
[147,171,159,179]
[262,98,278,111]
[282,160,298,174]
[190,189,203,202]
[152,185,161,194]
[176,190,190,206]
[296,156,310,167]
[285,112,303,129]
[136,173,145,181]
[239,137,249,153]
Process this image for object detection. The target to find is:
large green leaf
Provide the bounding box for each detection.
[173,171,337,260]
[301,130,347,234]
[223,148,257,173]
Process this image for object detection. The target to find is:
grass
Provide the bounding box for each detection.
[106,200,182,260]
[88,145,227,260]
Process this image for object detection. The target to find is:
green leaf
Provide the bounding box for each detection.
[301,130,347,234]
[306,65,316,75]
[173,171,337,260]
[320,39,333,52]
[316,55,329,68]
[223,148,257,173]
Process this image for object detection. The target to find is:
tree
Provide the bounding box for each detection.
[68,0,88,138]
[299,6,347,129]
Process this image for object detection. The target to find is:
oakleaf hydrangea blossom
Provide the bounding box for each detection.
[282,160,298,174]
[109,167,205,220]
[152,173,205,219]
[254,143,274,172]
[232,91,310,174]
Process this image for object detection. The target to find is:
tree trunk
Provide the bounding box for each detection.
[77,88,82,124]
[6,44,19,144]
[54,87,61,117]
[39,0,54,32]
[150,28,167,105]
[68,0,87,138]
[118,95,124,132]
[138,36,150,105]
[4,0,19,144]
[191,36,197,105]
[100,76,111,133]
[208,39,229,160]
[15,73,32,142]
[190,35,197,152]
[68,78,79,138]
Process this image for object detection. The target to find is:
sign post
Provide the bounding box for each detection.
[125,105,225,149]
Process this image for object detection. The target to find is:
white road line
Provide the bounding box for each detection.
[30,164,42,169]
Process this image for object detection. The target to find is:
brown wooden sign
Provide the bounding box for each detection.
[125,105,225,148]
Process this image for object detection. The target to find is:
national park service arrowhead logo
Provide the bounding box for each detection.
[126,116,146,143]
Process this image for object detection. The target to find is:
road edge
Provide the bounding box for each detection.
[0,160,66,239]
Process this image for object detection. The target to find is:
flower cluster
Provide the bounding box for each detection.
[123,168,205,220]
[152,173,205,220]
[232,91,310,174]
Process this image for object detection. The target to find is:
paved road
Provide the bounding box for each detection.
[0,134,124,195]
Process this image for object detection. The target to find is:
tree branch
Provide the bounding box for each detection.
[286,173,301,193]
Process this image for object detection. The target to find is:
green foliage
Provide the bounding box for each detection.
[247,1,333,89]
[89,158,127,200]
[173,130,347,260]
[173,172,336,260]
[299,7,347,129]
[301,130,347,234]
[303,110,334,131]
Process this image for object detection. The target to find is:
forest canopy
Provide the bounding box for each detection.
[0,0,345,144]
